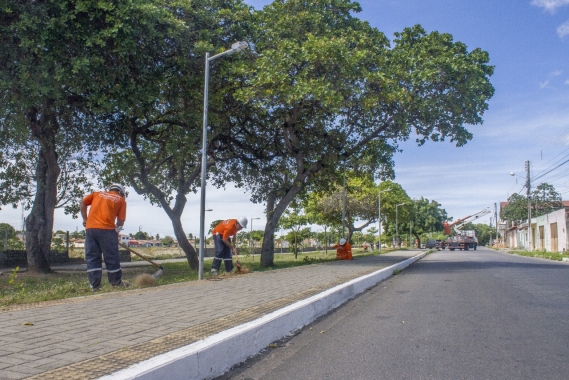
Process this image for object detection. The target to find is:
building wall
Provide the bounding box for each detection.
[535,209,567,252]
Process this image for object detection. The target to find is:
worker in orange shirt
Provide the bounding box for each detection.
[210,217,248,276]
[80,184,129,291]
[334,238,352,260]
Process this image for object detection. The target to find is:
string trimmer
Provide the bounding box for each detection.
[119,243,164,279]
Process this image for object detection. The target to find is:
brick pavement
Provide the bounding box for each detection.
[0,250,422,380]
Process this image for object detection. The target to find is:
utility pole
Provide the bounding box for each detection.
[342,163,346,239]
[494,202,498,244]
[526,161,532,251]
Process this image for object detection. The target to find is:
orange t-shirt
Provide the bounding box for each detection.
[83,191,126,230]
[212,219,239,240]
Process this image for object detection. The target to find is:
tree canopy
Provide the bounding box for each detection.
[1,0,495,271]
[227,0,494,266]
[500,182,562,222]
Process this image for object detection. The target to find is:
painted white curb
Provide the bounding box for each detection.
[99,252,426,380]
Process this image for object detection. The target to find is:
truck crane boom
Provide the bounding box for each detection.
[443,208,491,235]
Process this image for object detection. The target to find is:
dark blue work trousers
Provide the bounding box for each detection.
[211,234,234,273]
[85,229,122,289]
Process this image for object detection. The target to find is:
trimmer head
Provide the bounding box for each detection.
[151,266,164,279]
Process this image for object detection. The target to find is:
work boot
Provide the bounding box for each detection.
[210,269,218,277]
[91,287,100,292]
[114,280,129,287]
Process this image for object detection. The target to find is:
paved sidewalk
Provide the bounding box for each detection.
[0,250,423,380]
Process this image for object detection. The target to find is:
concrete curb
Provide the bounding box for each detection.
[98,252,426,380]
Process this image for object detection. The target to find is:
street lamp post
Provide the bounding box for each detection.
[198,41,248,280]
[378,188,391,253]
[250,217,261,258]
[395,203,407,249]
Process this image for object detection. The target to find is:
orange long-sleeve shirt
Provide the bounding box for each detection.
[83,191,126,230]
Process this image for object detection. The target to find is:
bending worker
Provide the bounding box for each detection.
[334,238,352,260]
[80,183,129,291]
[211,217,248,276]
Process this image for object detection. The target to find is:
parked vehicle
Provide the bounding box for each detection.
[425,240,437,249]
[425,239,445,250]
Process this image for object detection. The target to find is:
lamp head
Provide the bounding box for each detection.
[231,41,248,53]
[509,172,515,176]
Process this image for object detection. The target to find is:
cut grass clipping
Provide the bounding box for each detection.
[134,273,156,287]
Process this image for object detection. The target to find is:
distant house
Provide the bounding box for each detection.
[128,240,140,247]
[534,209,568,252]
[500,200,569,251]
[119,234,131,246]
[71,239,85,248]
[137,240,161,247]
[502,208,568,252]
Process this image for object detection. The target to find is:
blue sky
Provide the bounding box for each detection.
[2,0,568,237]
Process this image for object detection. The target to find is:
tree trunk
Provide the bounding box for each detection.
[25,107,59,273]
[260,187,301,267]
[346,227,353,244]
[413,232,421,249]
[153,191,199,270]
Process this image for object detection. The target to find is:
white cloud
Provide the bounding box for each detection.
[531,0,569,12]
[557,20,569,37]
[551,69,563,76]
[540,80,550,88]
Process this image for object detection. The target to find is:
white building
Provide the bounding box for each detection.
[505,208,568,252]
[119,234,131,245]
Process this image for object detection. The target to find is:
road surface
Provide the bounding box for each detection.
[220,247,569,380]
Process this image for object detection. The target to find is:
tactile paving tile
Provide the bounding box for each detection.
[25,275,360,380]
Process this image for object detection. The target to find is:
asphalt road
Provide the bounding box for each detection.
[220,247,569,380]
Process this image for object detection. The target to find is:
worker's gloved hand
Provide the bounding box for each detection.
[115,225,124,234]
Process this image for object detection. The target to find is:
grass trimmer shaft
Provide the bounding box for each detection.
[119,243,164,279]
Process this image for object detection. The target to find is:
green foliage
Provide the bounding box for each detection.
[232,1,492,266]
[161,236,175,247]
[305,178,412,243]
[532,183,563,217]
[501,182,562,222]
[51,238,65,250]
[0,223,16,240]
[461,223,496,246]
[70,230,85,239]
[280,203,312,258]
[133,231,153,240]
[509,250,569,261]
[396,197,448,247]
[500,193,528,222]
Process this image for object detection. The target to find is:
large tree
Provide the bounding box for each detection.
[228,0,494,267]
[304,175,409,243]
[279,202,311,259]
[402,197,448,248]
[99,0,251,270]
[500,193,528,223]
[500,182,562,223]
[1,0,198,272]
[532,183,563,217]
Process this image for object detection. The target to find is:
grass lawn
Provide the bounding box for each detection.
[505,249,569,262]
[0,248,393,308]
